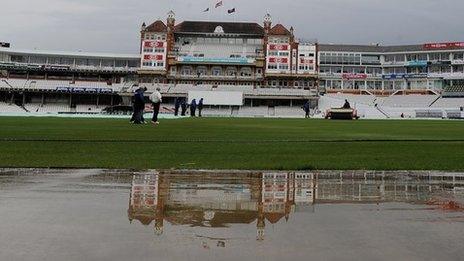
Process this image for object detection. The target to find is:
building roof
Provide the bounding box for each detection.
[174,21,264,36]
[318,43,462,53]
[383,45,425,53]
[318,44,384,53]
[0,47,139,59]
[269,24,291,36]
[145,20,167,33]
[127,207,156,226]
[265,212,286,224]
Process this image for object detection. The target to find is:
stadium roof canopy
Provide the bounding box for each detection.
[174,21,264,36]
[0,47,140,59]
[318,43,464,53]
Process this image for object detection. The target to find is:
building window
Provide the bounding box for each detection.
[197,67,207,76]
[240,68,252,76]
[212,67,222,76]
[267,64,277,70]
[453,52,464,60]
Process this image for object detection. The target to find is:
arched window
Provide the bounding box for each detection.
[212,67,222,76]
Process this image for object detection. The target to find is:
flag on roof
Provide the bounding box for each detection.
[228,8,236,14]
[215,1,223,8]
[203,7,210,12]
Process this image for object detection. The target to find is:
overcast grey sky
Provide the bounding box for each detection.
[1,0,463,54]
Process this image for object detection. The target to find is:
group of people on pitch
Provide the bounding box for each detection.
[130,87,204,125]
[172,97,204,117]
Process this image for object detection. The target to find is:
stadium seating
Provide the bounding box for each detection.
[442,85,464,97]
[36,104,71,113]
[141,83,313,98]
[0,102,26,113]
[319,94,388,119]
[381,95,439,108]
[415,109,444,118]
[445,110,463,119]
[325,94,378,106]
[75,105,102,113]
[431,98,464,108]
[319,93,454,118]
[216,85,254,94]
[238,106,268,117]
[275,107,305,118]
[0,78,123,91]
[255,88,311,96]
[201,107,232,117]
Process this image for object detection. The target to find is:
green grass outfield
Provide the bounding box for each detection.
[0,116,463,170]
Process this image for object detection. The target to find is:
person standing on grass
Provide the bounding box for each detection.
[174,97,180,116]
[140,87,148,123]
[198,98,204,117]
[149,87,162,125]
[190,99,197,117]
[130,88,139,123]
[181,98,187,116]
[303,100,310,118]
[131,87,146,124]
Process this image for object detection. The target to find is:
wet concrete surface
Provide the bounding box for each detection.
[0,169,463,261]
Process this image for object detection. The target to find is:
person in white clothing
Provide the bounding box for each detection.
[149,87,162,124]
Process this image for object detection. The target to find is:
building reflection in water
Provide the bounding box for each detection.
[128,171,464,241]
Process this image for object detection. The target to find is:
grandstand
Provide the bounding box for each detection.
[0,102,26,113]
[381,94,439,108]
[442,84,464,98]
[319,92,464,119]
[431,98,464,109]
[1,11,464,119]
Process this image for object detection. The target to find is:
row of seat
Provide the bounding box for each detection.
[431,98,464,108]
[325,93,440,108]
[141,84,312,96]
[0,102,25,113]
[176,43,261,59]
[0,78,124,91]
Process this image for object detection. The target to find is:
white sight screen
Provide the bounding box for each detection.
[188,91,243,106]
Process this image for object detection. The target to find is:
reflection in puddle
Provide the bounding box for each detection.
[128,172,315,241]
[1,169,464,260]
[128,171,464,243]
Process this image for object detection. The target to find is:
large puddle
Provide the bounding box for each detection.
[0,169,463,261]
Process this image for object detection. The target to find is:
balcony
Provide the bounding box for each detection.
[428,72,464,80]
[167,73,262,81]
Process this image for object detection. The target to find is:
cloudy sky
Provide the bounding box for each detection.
[1,0,463,54]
